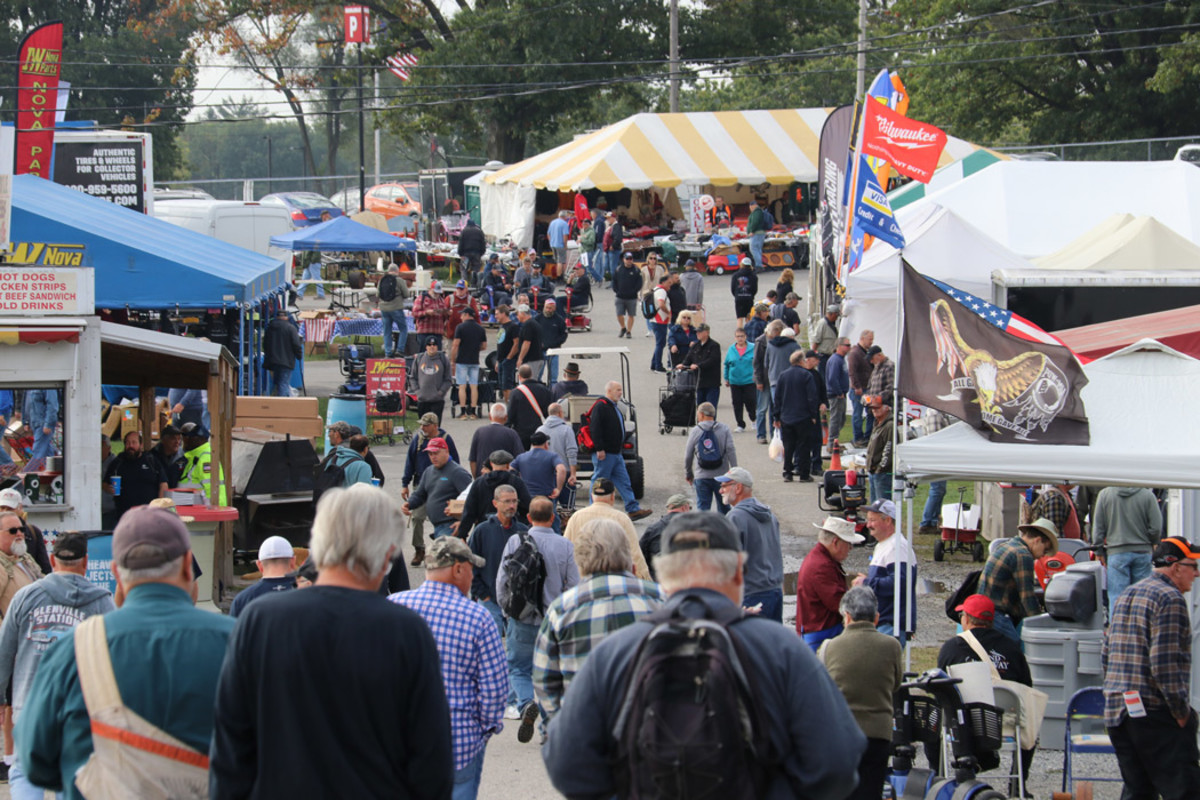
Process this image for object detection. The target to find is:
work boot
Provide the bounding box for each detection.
[410,547,425,567]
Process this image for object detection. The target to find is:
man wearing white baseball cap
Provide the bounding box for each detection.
[716,467,784,622]
[853,499,917,638]
[229,536,297,619]
[796,516,864,651]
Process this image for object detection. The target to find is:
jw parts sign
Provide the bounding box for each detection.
[53,140,146,212]
[0,266,95,315]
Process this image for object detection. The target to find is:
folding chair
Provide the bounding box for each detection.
[990,685,1024,799]
[1062,687,1119,794]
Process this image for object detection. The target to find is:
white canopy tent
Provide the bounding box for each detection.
[841,204,1038,357]
[896,340,1200,489]
[898,160,1200,258]
[1032,214,1200,272]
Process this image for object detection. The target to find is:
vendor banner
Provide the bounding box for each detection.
[899,261,1089,444]
[851,155,904,251]
[861,101,946,184]
[365,358,406,417]
[817,105,854,285]
[15,21,64,178]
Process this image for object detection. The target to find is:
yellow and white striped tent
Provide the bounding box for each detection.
[484,109,995,191]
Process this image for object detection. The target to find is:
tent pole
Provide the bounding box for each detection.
[894,249,910,667]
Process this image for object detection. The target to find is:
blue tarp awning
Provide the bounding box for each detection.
[270,215,418,252]
[10,174,289,309]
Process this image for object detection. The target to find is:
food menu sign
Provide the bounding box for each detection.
[365,358,406,416]
[0,266,94,315]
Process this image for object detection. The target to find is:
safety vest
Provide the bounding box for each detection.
[181,443,227,506]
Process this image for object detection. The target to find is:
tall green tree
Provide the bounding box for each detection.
[881,0,1200,145]
[1,0,197,179]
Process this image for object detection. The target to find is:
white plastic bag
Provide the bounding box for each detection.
[768,429,784,463]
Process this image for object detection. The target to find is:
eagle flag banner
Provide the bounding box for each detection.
[851,155,904,251]
[861,101,946,184]
[899,261,1089,444]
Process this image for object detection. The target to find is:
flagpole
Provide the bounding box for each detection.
[894,252,910,667]
[837,102,868,281]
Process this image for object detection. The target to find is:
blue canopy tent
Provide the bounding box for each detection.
[10,174,290,393]
[270,216,418,253]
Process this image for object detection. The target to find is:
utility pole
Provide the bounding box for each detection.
[357,43,367,213]
[669,0,680,112]
[373,71,381,185]
[856,0,867,100]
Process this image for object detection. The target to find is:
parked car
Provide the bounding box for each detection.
[1174,144,1200,165]
[154,187,215,202]
[259,191,344,227]
[363,182,422,220]
[329,188,361,213]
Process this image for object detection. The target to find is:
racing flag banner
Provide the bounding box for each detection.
[15,21,64,179]
[861,101,946,184]
[851,155,904,250]
[899,261,1089,444]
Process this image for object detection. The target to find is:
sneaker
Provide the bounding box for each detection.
[518,702,540,743]
[757,437,768,444]
[853,439,869,448]
[782,474,794,482]
[629,508,653,521]
[918,524,941,536]
[644,330,652,338]
[734,426,745,433]
[504,705,521,720]
[798,475,814,483]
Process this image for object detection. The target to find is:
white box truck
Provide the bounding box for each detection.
[152,200,294,258]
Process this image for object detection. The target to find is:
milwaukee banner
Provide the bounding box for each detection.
[861,101,946,184]
[15,21,64,178]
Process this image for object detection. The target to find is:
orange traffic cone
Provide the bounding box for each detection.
[829,439,842,472]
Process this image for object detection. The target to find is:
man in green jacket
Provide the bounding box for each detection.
[17,506,235,799]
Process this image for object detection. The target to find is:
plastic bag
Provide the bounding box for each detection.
[768,429,784,463]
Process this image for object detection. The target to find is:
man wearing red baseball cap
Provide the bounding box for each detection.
[1103,537,1200,800]
[402,437,472,543]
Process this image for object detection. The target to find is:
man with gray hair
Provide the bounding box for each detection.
[378,262,409,358]
[825,337,852,446]
[467,402,525,477]
[210,485,453,798]
[818,585,902,800]
[20,507,234,798]
[548,210,571,273]
[684,402,736,514]
[716,467,784,622]
[534,518,665,722]
[543,511,866,799]
[537,403,578,508]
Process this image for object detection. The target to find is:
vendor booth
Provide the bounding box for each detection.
[10,174,290,395]
[480,109,998,249]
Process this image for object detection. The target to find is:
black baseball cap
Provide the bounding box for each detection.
[592,478,615,496]
[662,511,741,553]
[1154,537,1200,567]
[52,532,88,560]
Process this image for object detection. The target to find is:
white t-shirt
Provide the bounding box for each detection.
[653,286,670,324]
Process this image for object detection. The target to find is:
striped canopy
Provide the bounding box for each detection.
[485,109,999,192]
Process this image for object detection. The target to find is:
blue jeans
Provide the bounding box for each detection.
[921,481,947,527]
[870,473,892,502]
[453,747,486,800]
[756,386,770,440]
[30,428,56,465]
[749,232,765,270]
[506,619,539,710]
[271,368,293,397]
[696,386,720,408]
[588,248,605,282]
[480,598,506,638]
[432,522,456,540]
[992,611,1023,648]
[380,309,408,357]
[541,354,560,384]
[851,392,873,443]
[591,454,641,513]
[744,587,782,623]
[9,754,58,800]
[694,477,728,514]
[302,262,325,298]
[1107,551,1153,617]
[651,322,669,371]
[802,622,843,651]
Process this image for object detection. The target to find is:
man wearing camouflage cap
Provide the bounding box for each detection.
[390,538,506,800]
[402,412,461,565]
[638,493,692,581]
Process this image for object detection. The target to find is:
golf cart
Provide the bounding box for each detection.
[544,346,645,498]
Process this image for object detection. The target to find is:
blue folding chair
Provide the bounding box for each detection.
[1062,687,1120,793]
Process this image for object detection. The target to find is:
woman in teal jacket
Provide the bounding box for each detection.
[723,328,757,432]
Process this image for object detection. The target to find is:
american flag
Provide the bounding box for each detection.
[386,50,418,81]
[923,275,1088,361]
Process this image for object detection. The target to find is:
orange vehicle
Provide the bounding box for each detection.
[363,182,422,220]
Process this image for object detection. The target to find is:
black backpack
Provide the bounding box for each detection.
[613,594,774,800]
[696,426,725,470]
[378,273,399,302]
[312,450,363,509]
[641,292,656,319]
[945,569,982,623]
[498,530,546,622]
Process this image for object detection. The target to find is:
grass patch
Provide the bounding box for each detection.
[908,645,939,675]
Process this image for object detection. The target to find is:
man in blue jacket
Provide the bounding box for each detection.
[22,389,59,468]
[772,351,821,482]
[825,337,851,446]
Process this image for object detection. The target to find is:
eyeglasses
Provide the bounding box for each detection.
[2,527,23,536]
[1178,560,1199,572]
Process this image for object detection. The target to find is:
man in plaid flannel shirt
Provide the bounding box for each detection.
[390,538,507,800]
[533,517,664,723]
[1102,537,1200,800]
[978,518,1058,644]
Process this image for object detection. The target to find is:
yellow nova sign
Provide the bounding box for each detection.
[8,242,87,267]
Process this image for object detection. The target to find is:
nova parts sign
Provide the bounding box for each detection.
[15,21,64,179]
